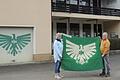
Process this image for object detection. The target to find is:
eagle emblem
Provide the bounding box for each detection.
[0,33,31,56]
[66,39,96,65]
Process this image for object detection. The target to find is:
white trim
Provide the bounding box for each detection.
[0,25,35,27]
[53,20,57,41]
[79,23,81,37]
[52,12,120,20]
[80,23,83,37]
[91,24,94,37]
[33,26,36,54]
[0,25,36,54]
[67,19,69,34]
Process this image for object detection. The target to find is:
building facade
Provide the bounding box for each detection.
[0,0,120,64]
[0,0,51,64]
[52,0,120,39]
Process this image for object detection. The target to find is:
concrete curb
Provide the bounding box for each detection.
[110,50,120,55]
[0,60,53,67]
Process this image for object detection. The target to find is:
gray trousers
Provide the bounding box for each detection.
[102,55,111,74]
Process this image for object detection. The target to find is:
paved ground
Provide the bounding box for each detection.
[0,54,120,80]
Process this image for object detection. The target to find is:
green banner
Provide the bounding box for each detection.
[61,34,103,71]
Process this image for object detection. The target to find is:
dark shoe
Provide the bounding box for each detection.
[105,73,111,77]
[99,73,105,76]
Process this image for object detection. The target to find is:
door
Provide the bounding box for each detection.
[0,27,33,63]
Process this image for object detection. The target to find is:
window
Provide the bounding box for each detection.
[56,0,65,1]
[94,24,102,38]
[70,0,78,5]
[54,0,66,3]
[83,24,91,37]
[70,23,80,36]
[79,0,90,6]
[57,23,67,34]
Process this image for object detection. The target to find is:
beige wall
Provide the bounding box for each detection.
[103,21,120,38]
[0,0,51,61]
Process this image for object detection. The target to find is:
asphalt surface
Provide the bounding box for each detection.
[0,54,119,80]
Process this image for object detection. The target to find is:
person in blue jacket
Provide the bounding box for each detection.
[53,33,63,79]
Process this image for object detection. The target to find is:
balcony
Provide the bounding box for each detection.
[52,2,120,17]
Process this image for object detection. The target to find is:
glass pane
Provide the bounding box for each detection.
[83,24,91,37]
[57,23,67,34]
[94,24,102,38]
[55,0,65,3]
[56,0,65,1]
[66,0,70,4]
[52,0,56,2]
[79,0,90,6]
[70,0,78,5]
[70,23,80,37]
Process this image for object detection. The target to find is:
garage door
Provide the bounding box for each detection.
[0,27,33,64]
